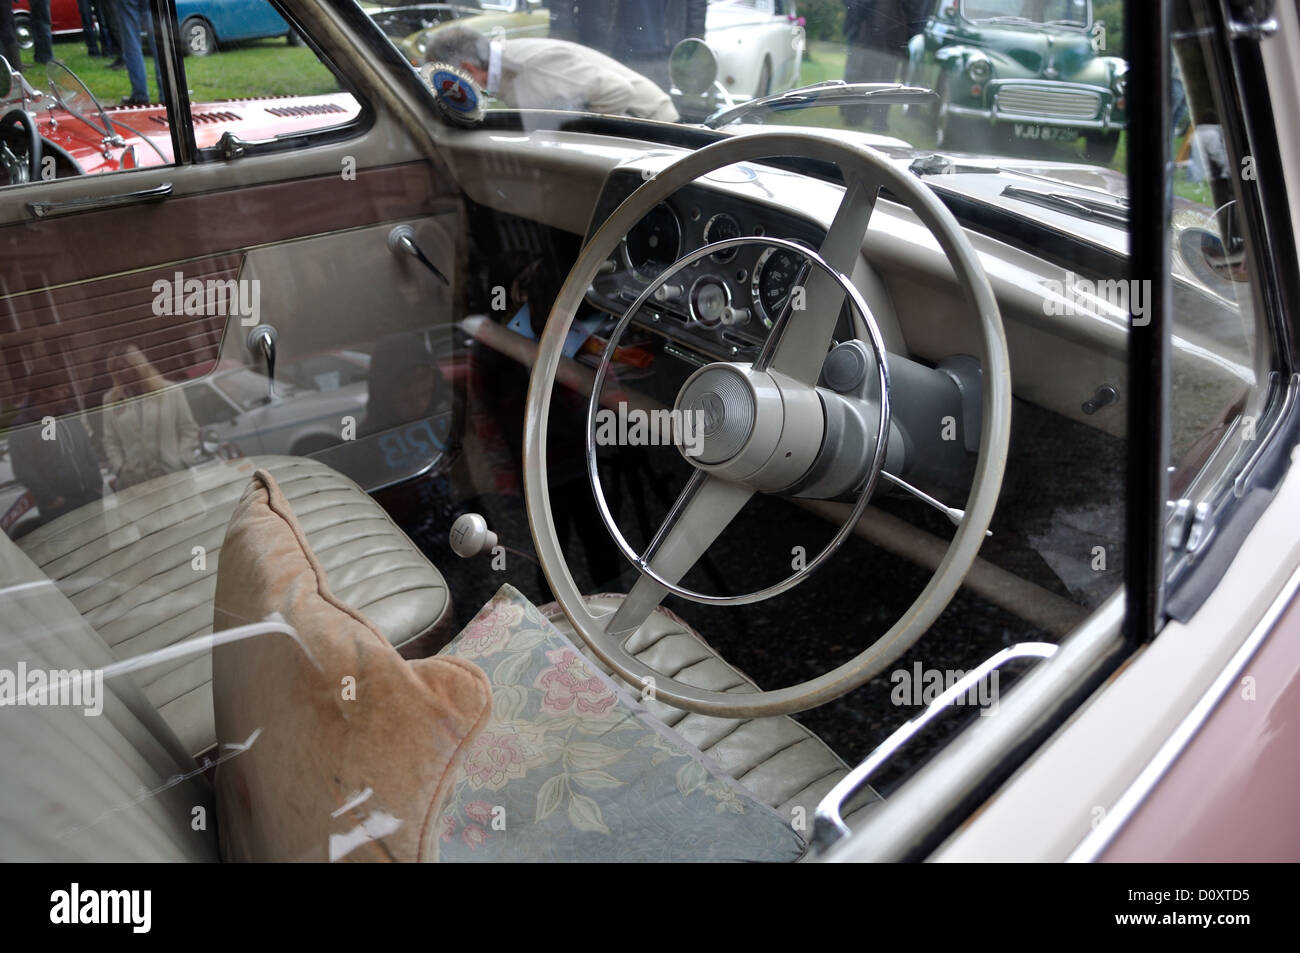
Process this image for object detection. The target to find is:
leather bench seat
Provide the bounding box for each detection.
[17,455,452,756]
[539,594,881,836]
[0,533,219,861]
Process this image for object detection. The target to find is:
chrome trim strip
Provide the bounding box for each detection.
[820,591,1127,862]
[27,181,173,218]
[1066,559,1300,862]
[811,641,1057,853]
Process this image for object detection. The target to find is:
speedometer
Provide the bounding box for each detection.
[622,203,681,281]
[751,244,813,328]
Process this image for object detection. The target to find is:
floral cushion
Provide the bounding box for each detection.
[436,585,806,863]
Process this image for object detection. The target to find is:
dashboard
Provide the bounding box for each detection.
[583,170,849,362]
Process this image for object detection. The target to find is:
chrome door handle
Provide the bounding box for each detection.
[27,181,173,218]
[247,324,278,399]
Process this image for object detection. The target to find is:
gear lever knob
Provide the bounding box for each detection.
[449,513,498,558]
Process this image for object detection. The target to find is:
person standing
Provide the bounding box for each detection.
[0,2,22,70]
[841,0,922,131]
[114,0,159,104]
[28,0,53,64]
[424,26,679,121]
[75,0,101,55]
[101,344,200,489]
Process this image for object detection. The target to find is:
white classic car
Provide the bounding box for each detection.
[673,0,806,119]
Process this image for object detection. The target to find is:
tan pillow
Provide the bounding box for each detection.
[212,469,491,862]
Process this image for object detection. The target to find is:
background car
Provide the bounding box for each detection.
[173,0,296,56]
[691,0,804,100]
[362,1,481,41]
[185,351,372,459]
[906,0,1127,161]
[12,0,83,51]
[397,0,548,65]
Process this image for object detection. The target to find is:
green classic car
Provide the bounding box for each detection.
[397,0,550,67]
[906,0,1127,162]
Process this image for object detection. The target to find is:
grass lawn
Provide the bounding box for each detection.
[23,36,339,106]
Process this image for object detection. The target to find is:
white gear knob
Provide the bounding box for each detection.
[449,513,498,558]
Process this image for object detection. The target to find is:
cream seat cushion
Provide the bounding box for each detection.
[18,455,452,755]
[539,595,881,835]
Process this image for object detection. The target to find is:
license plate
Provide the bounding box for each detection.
[1011,123,1080,141]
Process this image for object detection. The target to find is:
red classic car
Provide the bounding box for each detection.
[0,57,361,179]
[13,0,85,51]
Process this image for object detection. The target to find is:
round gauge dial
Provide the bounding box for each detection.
[702,213,742,263]
[623,203,681,281]
[689,275,731,329]
[751,243,814,328]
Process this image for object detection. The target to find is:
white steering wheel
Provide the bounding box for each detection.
[524,131,1011,717]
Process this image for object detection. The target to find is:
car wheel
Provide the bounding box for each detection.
[756,57,772,98]
[933,76,988,153]
[180,17,216,57]
[1083,131,1120,165]
[14,13,32,52]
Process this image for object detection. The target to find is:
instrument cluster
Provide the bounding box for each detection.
[584,171,833,362]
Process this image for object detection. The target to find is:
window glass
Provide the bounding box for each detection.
[0,1,177,186]
[1165,0,1279,510]
[174,0,363,145]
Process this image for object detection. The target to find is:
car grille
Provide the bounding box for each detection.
[996,85,1101,120]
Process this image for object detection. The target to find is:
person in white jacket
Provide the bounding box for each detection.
[101,344,200,489]
[423,26,680,122]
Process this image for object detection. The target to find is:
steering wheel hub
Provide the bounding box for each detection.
[674,362,824,490]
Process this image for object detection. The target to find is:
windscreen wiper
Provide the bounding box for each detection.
[706,81,936,130]
[1000,184,1129,227]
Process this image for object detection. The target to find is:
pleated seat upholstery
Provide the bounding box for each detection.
[538,594,881,838]
[17,455,451,755]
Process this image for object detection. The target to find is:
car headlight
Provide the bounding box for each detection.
[968,58,991,82]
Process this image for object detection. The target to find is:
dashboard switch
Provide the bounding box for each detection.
[654,283,684,303]
[722,306,750,327]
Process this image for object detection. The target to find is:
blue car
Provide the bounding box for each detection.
[173,0,297,56]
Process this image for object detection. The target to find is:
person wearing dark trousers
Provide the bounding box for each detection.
[29,0,54,64]
[104,0,129,69]
[94,0,119,57]
[115,0,162,105]
[841,0,924,131]
[76,0,101,55]
[0,2,22,70]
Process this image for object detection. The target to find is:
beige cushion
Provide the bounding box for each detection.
[212,470,492,862]
[19,455,452,755]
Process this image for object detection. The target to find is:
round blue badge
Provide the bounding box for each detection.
[422,62,484,127]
